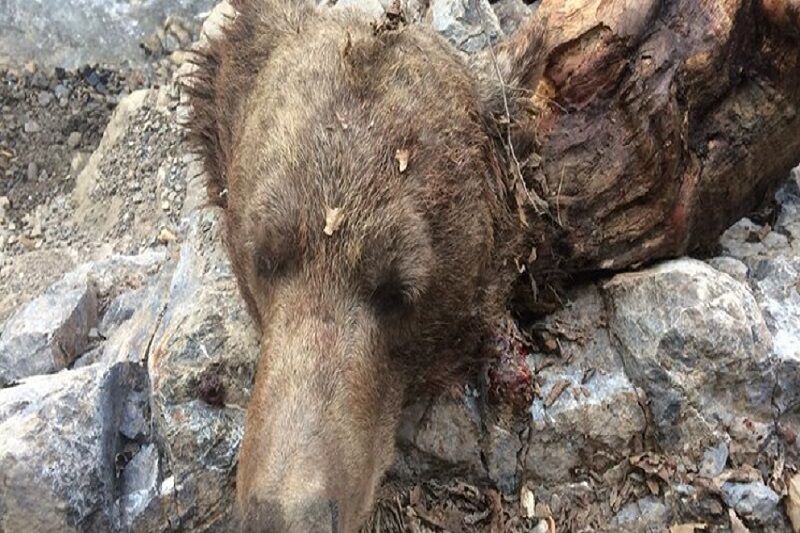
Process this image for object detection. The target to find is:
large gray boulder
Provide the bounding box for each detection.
[604,259,775,460]
[0,362,146,532]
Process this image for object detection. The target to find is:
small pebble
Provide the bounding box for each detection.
[37,92,53,106]
[67,131,83,149]
[27,162,38,181]
[24,120,41,133]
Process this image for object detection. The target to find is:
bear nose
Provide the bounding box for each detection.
[241,497,338,533]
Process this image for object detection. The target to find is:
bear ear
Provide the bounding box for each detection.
[473,15,548,114]
[491,15,548,91]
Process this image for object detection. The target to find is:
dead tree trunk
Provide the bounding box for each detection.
[514,0,800,303]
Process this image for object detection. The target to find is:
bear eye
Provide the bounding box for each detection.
[371,279,415,316]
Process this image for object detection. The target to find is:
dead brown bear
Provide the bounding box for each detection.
[185,1,543,530]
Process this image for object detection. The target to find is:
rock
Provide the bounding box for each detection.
[0,195,9,222]
[719,218,768,260]
[484,424,522,493]
[145,208,259,530]
[119,389,150,441]
[27,161,38,181]
[99,286,147,336]
[0,275,97,385]
[699,441,729,478]
[37,91,53,106]
[409,389,484,474]
[157,227,177,244]
[0,362,146,531]
[523,285,647,483]
[526,369,646,482]
[722,482,781,526]
[67,130,82,149]
[748,257,800,361]
[115,443,160,529]
[611,497,671,533]
[603,259,774,460]
[747,257,800,420]
[23,120,41,133]
[707,256,749,282]
[430,0,503,52]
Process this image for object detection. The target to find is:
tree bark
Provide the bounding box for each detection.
[514,0,800,302]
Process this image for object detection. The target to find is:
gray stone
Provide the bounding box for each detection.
[611,497,671,533]
[748,257,800,361]
[410,389,484,473]
[484,424,521,493]
[0,362,145,531]
[526,369,646,482]
[120,389,150,441]
[24,120,41,133]
[707,256,749,282]
[523,285,647,483]
[116,443,160,529]
[719,217,768,260]
[99,286,146,336]
[122,444,159,495]
[145,207,259,530]
[430,0,503,52]
[722,482,781,525]
[0,276,97,385]
[747,257,800,418]
[699,441,728,478]
[67,131,83,149]
[603,259,774,460]
[37,91,53,106]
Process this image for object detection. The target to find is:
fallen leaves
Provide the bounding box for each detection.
[323,206,344,236]
[395,148,410,173]
[544,378,570,407]
[520,485,536,519]
[787,474,800,532]
[728,509,750,533]
[158,228,177,244]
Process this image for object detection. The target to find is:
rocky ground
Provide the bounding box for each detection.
[1,0,800,532]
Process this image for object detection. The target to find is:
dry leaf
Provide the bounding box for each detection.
[324,207,344,236]
[395,149,410,173]
[669,523,707,533]
[520,485,535,519]
[729,509,750,533]
[787,474,800,532]
[646,478,660,495]
[158,228,177,244]
[544,379,570,407]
